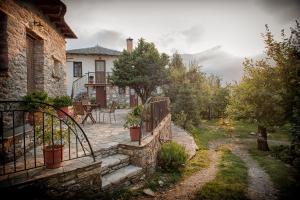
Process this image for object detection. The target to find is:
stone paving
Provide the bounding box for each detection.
[0,109,132,176]
[81,109,131,154]
[171,124,198,159]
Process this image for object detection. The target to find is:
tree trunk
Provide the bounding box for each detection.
[140,95,147,104]
[257,125,269,151]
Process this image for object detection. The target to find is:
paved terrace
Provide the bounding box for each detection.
[0,109,132,175]
[82,109,132,154]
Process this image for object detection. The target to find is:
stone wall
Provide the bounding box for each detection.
[0,0,67,99]
[1,159,102,199]
[118,114,172,174]
[106,86,130,107]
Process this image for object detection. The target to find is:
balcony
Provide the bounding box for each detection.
[84,72,112,87]
[71,72,113,99]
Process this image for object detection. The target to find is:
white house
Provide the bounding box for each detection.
[66,38,138,108]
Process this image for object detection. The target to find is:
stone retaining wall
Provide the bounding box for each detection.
[118,114,172,174]
[1,158,102,199]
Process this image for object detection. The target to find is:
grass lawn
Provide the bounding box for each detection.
[195,148,249,200]
[199,119,290,142]
[193,122,228,149]
[233,121,291,141]
[249,144,300,200]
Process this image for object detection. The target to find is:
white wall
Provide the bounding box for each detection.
[66,54,118,96]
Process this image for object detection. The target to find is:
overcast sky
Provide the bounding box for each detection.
[63,0,300,58]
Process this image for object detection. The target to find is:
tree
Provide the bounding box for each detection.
[226,22,300,151]
[172,85,201,129]
[111,38,169,104]
[227,58,285,151]
[263,23,300,149]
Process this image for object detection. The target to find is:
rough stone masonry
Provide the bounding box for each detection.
[0,0,74,99]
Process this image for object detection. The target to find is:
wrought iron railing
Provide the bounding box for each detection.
[0,101,95,176]
[71,75,88,99]
[86,72,112,85]
[139,97,170,145]
[71,72,113,99]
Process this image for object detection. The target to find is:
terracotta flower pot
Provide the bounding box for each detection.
[57,107,69,118]
[130,127,141,141]
[43,145,64,169]
[27,112,43,125]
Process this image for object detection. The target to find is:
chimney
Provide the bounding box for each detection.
[126,37,133,53]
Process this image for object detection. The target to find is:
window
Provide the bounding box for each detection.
[52,57,61,80]
[73,62,82,77]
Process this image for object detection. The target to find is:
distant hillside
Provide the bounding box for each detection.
[180,46,246,84]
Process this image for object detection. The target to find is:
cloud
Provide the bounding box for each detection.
[158,26,203,53]
[255,0,300,23]
[182,26,204,43]
[66,29,126,50]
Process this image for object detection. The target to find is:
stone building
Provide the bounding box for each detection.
[67,38,138,108]
[0,0,76,99]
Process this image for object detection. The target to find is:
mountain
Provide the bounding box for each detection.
[180,46,245,84]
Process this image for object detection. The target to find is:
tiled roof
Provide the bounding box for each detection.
[67,45,121,56]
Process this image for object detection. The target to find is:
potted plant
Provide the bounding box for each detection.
[22,91,48,125]
[90,97,96,104]
[36,117,69,169]
[88,76,94,84]
[124,105,143,141]
[53,95,72,118]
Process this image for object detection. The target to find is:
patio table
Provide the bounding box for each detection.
[81,103,97,124]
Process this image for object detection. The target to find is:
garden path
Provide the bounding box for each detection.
[171,124,198,159]
[231,142,279,200]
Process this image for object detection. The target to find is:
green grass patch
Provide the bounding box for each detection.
[249,145,300,200]
[192,124,228,150]
[182,149,210,177]
[195,149,249,200]
[233,121,290,141]
[144,170,181,192]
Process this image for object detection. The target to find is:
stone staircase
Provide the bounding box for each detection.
[95,145,144,191]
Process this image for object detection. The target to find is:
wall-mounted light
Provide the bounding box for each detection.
[32,20,43,28]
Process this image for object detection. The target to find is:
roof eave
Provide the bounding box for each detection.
[34,0,77,39]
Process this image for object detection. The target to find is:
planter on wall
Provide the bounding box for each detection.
[43,145,64,169]
[57,107,69,118]
[27,112,43,125]
[130,127,141,141]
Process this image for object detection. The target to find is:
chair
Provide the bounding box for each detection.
[73,101,85,123]
[102,101,117,123]
[73,101,96,125]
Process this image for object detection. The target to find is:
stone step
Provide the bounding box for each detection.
[101,154,130,176]
[94,143,119,158]
[101,165,143,191]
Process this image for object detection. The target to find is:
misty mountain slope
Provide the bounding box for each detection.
[181,46,245,83]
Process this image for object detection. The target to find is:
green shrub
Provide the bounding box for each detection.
[90,97,96,104]
[52,95,72,108]
[271,145,300,169]
[159,141,188,171]
[22,91,48,111]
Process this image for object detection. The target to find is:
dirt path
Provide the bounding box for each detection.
[159,150,220,200]
[136,137,280,200]
[231,142,279,200]
[137,149,220,200]
[207,138,279,200]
